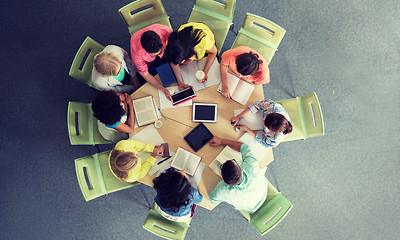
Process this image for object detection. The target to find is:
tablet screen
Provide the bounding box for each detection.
[192,103,218,123]
[184,123,214,152]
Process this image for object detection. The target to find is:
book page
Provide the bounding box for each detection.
[234,109,264,132]
[184,154,202,176]
[133,96,154,113]
[181,58,221,92]
[136,109,157,126]
[231,80,255,105]
[171,148,190,170]
[158,86,192,110]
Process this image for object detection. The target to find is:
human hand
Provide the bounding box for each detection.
[178,83,192,91]
[231,116,240,126]
[151,145,164,157]
[236,124,249,132]
[221,86,231,98]
[197,72,208,83]
[163,88,172,101]
[124,93,133,106]
[209,136,222,146]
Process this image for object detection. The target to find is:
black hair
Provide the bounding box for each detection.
[140,30,163,54]
[153,168,192,213]
[264,113,293,135]
[91,90,124,125]
[221,160,242,185]
[165,26,205,65]
[235,52,263,76]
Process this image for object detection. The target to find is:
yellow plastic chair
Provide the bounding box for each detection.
[277,92,325,142]
[75,150,141,201]
[69,36,104,88]
[232,13,286,65]
[67,101,112,145]
[240,182,293,236]
[119,0,172,35]
[188,0,236,53]
[143,205,191,240]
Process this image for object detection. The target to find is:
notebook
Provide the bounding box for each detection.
[156,62,177,87]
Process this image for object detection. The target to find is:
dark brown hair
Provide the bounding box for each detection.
[221,160,242,185]
[235,52,263,76]
[264,113,293,135]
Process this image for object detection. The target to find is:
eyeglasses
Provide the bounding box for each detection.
[220,159,241,170]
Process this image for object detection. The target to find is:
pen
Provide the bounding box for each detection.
[157,156,172,165]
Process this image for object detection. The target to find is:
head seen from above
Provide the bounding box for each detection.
[140,30,163,55]
[235,52,263,76]
[165,26,205,65]
[153,167,192,213]
[91,90,125,125]
[93,52,122,76]
[264,113,293,135]
[109,150,138,180]
[221,159,243,186]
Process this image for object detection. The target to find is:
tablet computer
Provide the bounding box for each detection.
[171,87,196,106]
[192,103,218,123]
[184,123,214,152]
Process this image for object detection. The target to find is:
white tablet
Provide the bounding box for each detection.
[192,103,218,123]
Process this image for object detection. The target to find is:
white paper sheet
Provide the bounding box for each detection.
[233,109,264,132]
[238,133,270,160]
[180,58,221,92]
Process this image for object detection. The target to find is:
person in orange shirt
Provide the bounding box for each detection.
[219,46,270,98]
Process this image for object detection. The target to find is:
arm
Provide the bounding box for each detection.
[209,136,243,152]
[170,63,192,91]
[136,146,164,179]
[230,106,252,126]
[219,62,231,98]
[199,44,217,83]
[114,94,135,133]
[141,72,171,101]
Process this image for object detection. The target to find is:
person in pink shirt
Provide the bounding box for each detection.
[219,46,270,98]
[131,24,185,100]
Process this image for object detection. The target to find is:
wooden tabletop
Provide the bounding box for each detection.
[130,82,273,210]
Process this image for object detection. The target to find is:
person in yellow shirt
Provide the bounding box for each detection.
[165,22,218,88]
[108,140,164,182]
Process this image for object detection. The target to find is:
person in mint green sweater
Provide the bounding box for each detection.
[108,140,164,182]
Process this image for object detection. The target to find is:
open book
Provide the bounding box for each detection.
[171,147,202,176]
[209,146,243,178]
[217,73,254,105]
[180,58,221,92]
[234,109,264,132]
[132,95,159,127]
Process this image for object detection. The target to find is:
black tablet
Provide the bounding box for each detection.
[184,123,214,152]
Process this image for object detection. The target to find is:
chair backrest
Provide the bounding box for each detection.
[118,0,172,35]
[249,193,293,236]
[69,36,104,88]
[193,0,235,21]
[299,92,324,138]
[75,151,140,201]
[232,13,286,65]
[143,209,189,240]
[67,101,112,145]
[277,92,324,141]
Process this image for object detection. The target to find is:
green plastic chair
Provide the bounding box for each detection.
[240,182,293,236]
[188,0,236,53]
[119,0,172,35]
[67,101,112,145]
[143,205,191,240]
[277,92,325,142]
[69,36,104,88]
[232,13,286,65]
[75,150,141,201]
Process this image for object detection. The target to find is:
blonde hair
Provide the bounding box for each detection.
[109,150,138,181]
[93,52,121,76]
